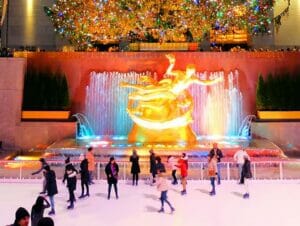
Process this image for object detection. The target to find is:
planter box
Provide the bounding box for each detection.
[22,111,70,120]
[257,111,300,120]
[129,42,198,51]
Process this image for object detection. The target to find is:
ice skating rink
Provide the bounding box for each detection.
[1,180,299,226]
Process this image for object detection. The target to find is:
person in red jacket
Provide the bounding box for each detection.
[176,153,188,195]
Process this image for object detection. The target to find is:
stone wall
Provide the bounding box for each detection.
[0,58,75,151]
[252,122,300,154]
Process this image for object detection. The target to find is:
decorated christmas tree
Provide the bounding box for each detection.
[44,0,286,50]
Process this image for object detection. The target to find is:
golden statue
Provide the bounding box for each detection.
[121,54,222,144]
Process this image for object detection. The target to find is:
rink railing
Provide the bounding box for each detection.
[0,160,300,180]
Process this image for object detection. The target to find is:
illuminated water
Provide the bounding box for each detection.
[84,70,244,138]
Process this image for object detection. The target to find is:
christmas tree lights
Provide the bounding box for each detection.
[45,0,282,50]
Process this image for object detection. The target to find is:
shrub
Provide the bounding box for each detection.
[22,69,70,110]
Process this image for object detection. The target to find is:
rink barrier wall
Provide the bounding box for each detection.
[0,160,299,181]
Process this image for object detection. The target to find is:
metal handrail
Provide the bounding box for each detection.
[0,160,299,181]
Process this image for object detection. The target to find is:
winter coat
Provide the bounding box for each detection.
[31,199,50,226]
[149,153,157,174]
[80,159,89,183]
[242,159,252,179]
[86,151,95,171]
[176,158,188,177]
[46,170,58,196]
[209,148,223,163]
[130,155,140,174]
[156,174,169,192]
[105,162,119,184]
[63,163,77,190]
[208,158,217,177]
[168,157,178,171]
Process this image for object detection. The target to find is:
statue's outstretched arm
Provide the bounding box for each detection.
[165,54,177,76]
[192,76,223,86]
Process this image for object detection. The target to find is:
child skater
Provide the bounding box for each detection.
[156,169,175,214]
[208,155,218,196]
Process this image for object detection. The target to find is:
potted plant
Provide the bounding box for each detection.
[22,69,71,120]
[256,73,300,120]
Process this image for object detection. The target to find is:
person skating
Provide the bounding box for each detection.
[149,149,157,184]
[86,146,95,185]
[207,156,218,196]
[167,155,178,185]
[156,169,175,214]
[63,157,77,209]
[241,156,252,199]
[105,157,119,200]
[78,154,90,198]
[9,207,30,226]
[209,143,223,184]
[176,153,188,195]
[130,149,140,186]
[32,158,49,194]
[233,149,250,184]
[44,165,58,215]
[31,196,50,226]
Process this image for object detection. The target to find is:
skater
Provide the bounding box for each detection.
[155,156,166,173]
[86,146,95,185]
[208,156,218,196]
[105,157,119,200]
[63,157,77,209]
[233,149,250,184]
[78,154,90,198]
[32,158,49,194]
[149,149,157,184]
[156,169,175,214]
[10,207,30,226]
[241,156,252,199]
[167,155,178,185]
[176,153,188,195]
[31,196,50,226]
[209,143,223,184]
[44,165,58,215]
[130,149,140,186]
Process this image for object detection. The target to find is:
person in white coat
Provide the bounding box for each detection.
[156,170,175,213]
[233,149,250,184]
[167,155,178,185]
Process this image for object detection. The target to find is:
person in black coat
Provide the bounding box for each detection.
[32,158,49,194]
[149,149,157,184]
[78,154,90,198]
[130,149,140,186]
[63,157,77,209]
[241,157,252,199]
[208,143,223,184]
[44,165,57,215]
[105,157,119,200]
[10,207,30,226]
[31,196,50,226]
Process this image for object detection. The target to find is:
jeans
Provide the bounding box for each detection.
[237,163,243,182]
[217,163,221,184]
[160,191,173,209]
[108,183,118,199]
[171,170,177,184]
[210,177,216,193]
[49,195,55,211]
[88,171,94,184]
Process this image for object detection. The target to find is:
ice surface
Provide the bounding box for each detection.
[1,179,300,226]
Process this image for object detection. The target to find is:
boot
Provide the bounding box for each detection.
[170,207,175,213]
[243,193,250,199]
[209,191,216,196]
[78,194,85,199]
[158,208,164,213]
[48,209,55,215]
[67,202,74,209]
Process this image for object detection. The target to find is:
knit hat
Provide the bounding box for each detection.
[15,207,29,222]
